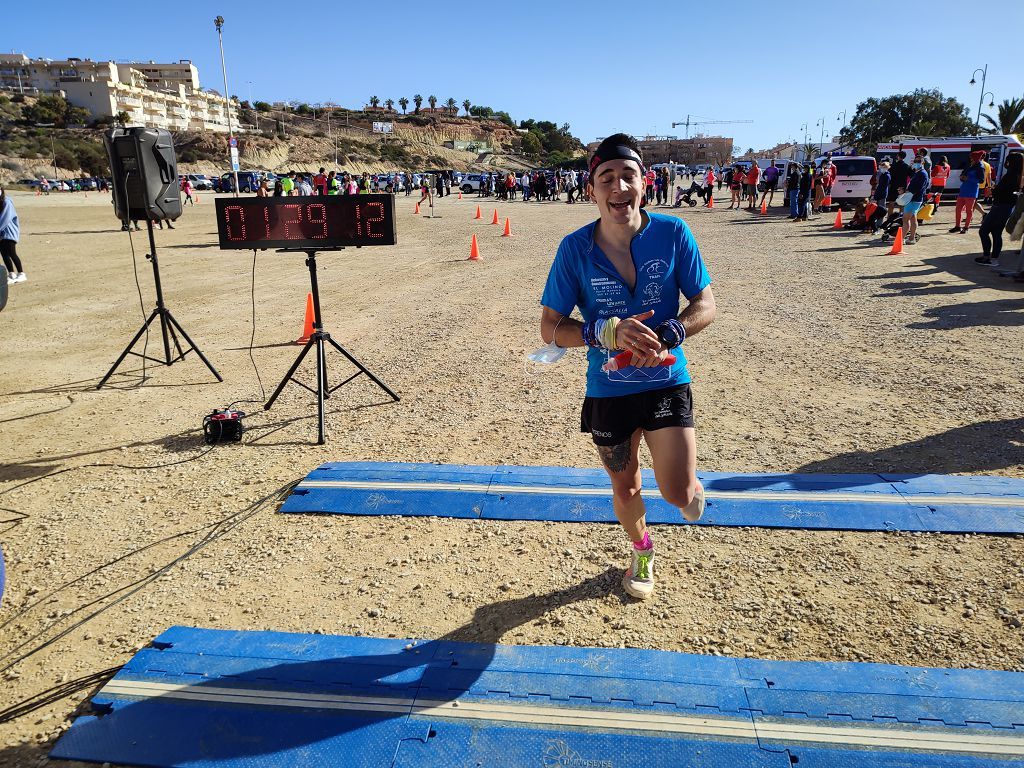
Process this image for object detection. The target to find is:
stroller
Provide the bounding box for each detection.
[674,181,703,207]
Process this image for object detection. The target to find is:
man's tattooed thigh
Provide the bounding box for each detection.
[598,439,632,473]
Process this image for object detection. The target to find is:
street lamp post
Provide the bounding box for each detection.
[816,117,826,156]
[50,133,57,181]
[800,123,808,161]
[970,64,989,135]
[214,15,240,197]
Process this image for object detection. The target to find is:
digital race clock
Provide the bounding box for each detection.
[214,194,396,249]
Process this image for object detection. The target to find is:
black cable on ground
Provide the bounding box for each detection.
[0,480,297,679]
[0,665,122,726]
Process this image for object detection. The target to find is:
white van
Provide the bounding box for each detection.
[816,156,877,208]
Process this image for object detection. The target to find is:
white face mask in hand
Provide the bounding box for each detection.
[527,342,567,364]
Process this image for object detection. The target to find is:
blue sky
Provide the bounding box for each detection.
[6,0,1024,151]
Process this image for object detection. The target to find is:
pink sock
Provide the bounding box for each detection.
[633,531,651,551]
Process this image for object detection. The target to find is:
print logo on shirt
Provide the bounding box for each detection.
[590,275,628,313]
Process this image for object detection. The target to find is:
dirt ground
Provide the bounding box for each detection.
[1,186,1022,767]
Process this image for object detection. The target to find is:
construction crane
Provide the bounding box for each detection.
[671,115,753,138]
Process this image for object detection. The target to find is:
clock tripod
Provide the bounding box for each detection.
[264,248,399,444]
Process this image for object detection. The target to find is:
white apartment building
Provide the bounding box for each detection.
[0,54,239,133]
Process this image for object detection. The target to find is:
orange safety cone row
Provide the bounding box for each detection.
[474,205,482,220]
[759,199,767,215]
[887,227,904,255]
[414,202,420,214]
[833,209,843,229]
[468,234,481,261]
[502,217,512,237]
[295,292,315,344]
[491,209,499,224]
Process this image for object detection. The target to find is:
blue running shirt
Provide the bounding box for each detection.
[541,212,711,397]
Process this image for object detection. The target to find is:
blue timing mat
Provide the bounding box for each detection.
[279,462,1024,534]
[52,626,1024,767]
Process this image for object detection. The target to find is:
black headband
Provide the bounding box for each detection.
[589,145,645,176]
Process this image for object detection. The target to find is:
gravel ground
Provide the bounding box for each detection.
[0,188,1022,767]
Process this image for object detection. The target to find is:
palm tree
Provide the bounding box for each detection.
[384,98,394,112]
[427,95,437,111]
[444,98,457,115]
[369,95,380,109]
[801,142,818,162]
[462,99,471,116]
[982,97,1024,135]
[413,94,422,113]
[398,97,409,115]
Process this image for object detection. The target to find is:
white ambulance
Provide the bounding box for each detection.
[875,134,1023,197]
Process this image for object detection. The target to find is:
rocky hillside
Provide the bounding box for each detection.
[0,94,583,182]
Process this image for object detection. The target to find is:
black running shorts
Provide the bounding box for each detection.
[580,383,694,446]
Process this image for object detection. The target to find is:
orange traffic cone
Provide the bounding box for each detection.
[822,196,832,210]
[195,193,200,203]
[708,195,715,209]
[502,217,512,237]
[414,202,420,214]
[491,209,499,224]
[759,199,767,215]
[295,293,315,344]
[887,227,904,255]
[474,205,482,220]
[458,190,463,200]
[34,188,40,196]
[468,234,481,261]
[833,209,843,229]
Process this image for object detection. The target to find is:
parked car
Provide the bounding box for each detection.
[815,155,877,209]
[219,171,262,193]
[186,174,214,190]
[460,173,484,194]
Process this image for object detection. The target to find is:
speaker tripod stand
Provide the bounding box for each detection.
[264,249,399,444]
[97,219,222,389]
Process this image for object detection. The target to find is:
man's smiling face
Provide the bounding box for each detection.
[589,159,645,226]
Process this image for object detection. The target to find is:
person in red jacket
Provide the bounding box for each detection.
[930,156,950,211]
[745,162,760,210]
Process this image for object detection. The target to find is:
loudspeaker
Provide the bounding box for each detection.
[104,127,182,222]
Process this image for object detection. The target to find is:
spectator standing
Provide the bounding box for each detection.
[745,162,760,210]
[901,158,930,246]
[887,151,911,217]
[786,163,801,219]
[759,161,780,208]
[296,174,314,196]
[975,152,1022,265]
[930,155,950,211]
[313,167,328,195]
[180,177,194,206]
[796,165,812,221]
[950,151,986,234]
[703,167,715,206]
[256,179,269,197]
[521,171,532,202]
[728,165,744,209]
[0,187,24,284]
[868,161,891,233]
[820,157,836,205]
[281,171,296,196]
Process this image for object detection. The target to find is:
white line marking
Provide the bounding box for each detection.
[295,480,1024,508]
[100,680,1024,756]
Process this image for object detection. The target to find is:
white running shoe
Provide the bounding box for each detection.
[13,272,26,283]
[622,547,655,600]
[682,486,706,522]
[6,275,14,286]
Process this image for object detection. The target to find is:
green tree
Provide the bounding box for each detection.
[470,105,494,118]
[444,97,457,114]
[23,95,67,125]
[294,103,312,114]
[253,101,271,112]
[982,97,1024,135]
[398,97,409,114]
[427,95,437,110]
[462,99,471,116]
[115,111,130,126]
[384,98,394,111]
[837,89,974,153]
[520,131,542,156]
[413,94,422,113]
[369,95,380,108]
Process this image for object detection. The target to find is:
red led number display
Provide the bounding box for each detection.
[215,195,396,249]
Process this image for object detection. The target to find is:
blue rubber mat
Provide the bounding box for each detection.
[52,626,1024,767]
[279,462,1024,534]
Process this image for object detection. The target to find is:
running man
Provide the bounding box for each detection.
[540,134,716,600]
